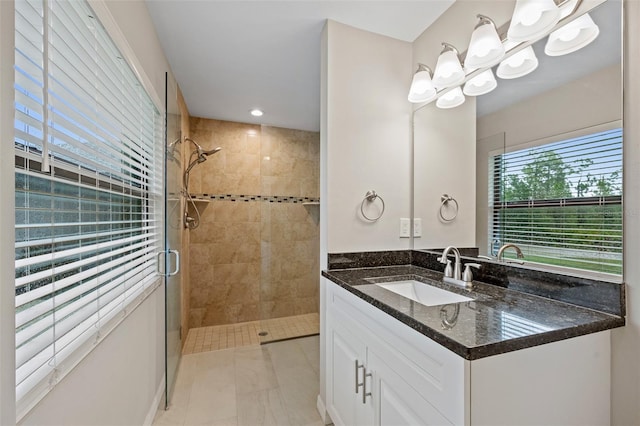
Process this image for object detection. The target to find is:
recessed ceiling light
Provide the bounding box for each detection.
[250,109,263,117]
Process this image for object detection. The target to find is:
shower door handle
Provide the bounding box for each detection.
[156,250,180,276]
[168,250,180,276]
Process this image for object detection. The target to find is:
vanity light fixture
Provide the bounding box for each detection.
[497,45,539,79]
[408,64,437,103]
[507,0,561,43]
[544,13,600,56]
[250,108,263,117]
[464,15,505,70]
[463,69,498,96]
[436,86,465,109]
[432,43,465,89]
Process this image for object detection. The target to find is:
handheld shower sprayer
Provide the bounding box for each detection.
[182,138,222,229]
[198,146,223,157]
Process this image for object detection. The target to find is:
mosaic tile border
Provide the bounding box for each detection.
[191,193,320,204]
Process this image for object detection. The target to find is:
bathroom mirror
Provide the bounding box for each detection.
[412,0,623,279]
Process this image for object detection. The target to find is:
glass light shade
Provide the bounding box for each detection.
[507,0,561,42]
[432,48,465,89]
[464,19,505,69]
[497,46,539,79]
[408,66,437,103]
[544,13,600,56]
[463,69,498,96]
[436,86,465,109]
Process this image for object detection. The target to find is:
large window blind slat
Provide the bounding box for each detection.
[17,257,155,370]
[489,128,622,275]
[14,0,163,415]
[14,225,155,249]
[14,238,157,300]
[16,257,155,355]
[45,120,153,183]
[15,243,158,312]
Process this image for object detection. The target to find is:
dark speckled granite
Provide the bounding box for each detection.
[412,250,625,317]
[322,265,625,360]
[328,250,411,270]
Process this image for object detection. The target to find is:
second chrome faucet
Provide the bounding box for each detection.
[497,243,525,264]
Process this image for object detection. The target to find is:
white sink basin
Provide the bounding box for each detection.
[375,280,473,307]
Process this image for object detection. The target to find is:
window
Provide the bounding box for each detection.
[14,0,163,416]
[489,128,622,276]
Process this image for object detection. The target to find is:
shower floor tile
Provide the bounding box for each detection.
[183,313,319,355]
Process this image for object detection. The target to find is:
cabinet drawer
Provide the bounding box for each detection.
[328,284,468,425]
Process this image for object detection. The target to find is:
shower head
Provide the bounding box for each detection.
[184,137,222,161]
[198,146,222,157]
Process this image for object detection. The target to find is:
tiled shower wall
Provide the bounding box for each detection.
[187,118,319,328]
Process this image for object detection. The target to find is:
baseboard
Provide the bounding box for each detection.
[144,375,166,426]
[316,394,332,425]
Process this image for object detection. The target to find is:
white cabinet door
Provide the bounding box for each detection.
[327,312,374,426]
[368,351,453,426]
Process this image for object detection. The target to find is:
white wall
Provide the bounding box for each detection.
[324,20,413,253]
[3,1,175,424]
[413,101,476,249]
[0,0,16,424]
[612,1,640,423]
[477,64,622,144]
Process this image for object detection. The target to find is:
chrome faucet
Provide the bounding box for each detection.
[438,246,480,288]
[497,243,525,263]
[438,246,462,281]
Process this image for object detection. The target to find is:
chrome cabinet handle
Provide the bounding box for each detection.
[355,360,364,394]
[362,367,372,404]
[168,250,180,276]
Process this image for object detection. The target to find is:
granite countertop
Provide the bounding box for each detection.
[322,265,625,360]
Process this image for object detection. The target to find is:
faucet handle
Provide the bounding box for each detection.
[462,263,481,283]
[437,256,446,264]
[443,260,453,278]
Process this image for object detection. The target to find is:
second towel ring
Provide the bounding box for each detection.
[361,190,385,221]
[439,194,458,222]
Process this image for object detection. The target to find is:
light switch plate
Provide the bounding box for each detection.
[400,218,411,238]
[414,218,422,237]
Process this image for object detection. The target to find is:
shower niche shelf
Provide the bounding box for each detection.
[302,202,320,206]
[189,198,211,204]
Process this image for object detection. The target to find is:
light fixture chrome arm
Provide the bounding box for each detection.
[411,0,585,110]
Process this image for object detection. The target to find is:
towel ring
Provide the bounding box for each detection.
[361,190,385,221]
[439,194,458,222]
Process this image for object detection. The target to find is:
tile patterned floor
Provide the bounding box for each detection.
[183,313,319,355]
[153,335,324,426]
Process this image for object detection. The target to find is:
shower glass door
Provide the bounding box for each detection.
[165,73,183,406]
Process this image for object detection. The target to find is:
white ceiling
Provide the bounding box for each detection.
[146,0,455,132]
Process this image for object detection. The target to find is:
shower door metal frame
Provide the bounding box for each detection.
[164,72,183,408]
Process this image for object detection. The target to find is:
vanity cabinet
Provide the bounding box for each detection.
[324,278,611,426]
[327,311,373,426]
[327,281,466,426]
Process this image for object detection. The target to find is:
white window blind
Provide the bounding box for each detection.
[489,128,622,276]
[14,0,163,416]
